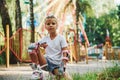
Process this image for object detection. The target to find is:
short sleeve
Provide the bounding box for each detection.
[37,37,47,44]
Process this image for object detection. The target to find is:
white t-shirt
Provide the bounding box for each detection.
[38,34,68,65]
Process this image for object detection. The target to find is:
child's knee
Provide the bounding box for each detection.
[28,49,37,54]
[28,43,39,54]
[52,68,64,76]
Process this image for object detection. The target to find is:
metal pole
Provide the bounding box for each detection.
[6,25,9,68]
[85,42,88,64]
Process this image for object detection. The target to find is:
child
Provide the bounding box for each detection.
[28,15,70,80]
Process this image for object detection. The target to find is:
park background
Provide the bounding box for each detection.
[0,0,120,80]
[0,0,120,67]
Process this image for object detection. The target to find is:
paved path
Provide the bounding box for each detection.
[0,60,119,80]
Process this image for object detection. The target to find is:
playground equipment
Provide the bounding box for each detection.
[103,35,113,60]
[0,25,42,67]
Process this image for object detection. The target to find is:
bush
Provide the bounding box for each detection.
[0,52,6,65]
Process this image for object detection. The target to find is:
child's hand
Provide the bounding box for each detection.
[40,42,48,49]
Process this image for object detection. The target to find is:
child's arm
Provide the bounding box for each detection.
[28,42,47,53]
[61,47,70,71]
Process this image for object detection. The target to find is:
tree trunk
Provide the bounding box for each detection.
[0,0,18,64]
[15,0,22,30]
[0,0,12,37]
[15,0,23,63]
[30,0,35,43]
[75,0,80,62]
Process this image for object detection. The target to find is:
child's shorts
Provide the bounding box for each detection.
[45,58,64,75]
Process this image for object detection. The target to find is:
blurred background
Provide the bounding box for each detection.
[0,0,120,64]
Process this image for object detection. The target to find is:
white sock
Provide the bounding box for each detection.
[37,65,41,70]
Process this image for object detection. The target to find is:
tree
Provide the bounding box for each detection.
[0,0,19,64]
[86,9,119,46]
[15,0,22,30]
[64,0,93,44]
[117,5,120,19]
[30,0,35,43]
[64,0,93,62]
[0,0,12,37]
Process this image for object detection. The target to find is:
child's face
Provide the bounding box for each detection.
[45,18,58,34]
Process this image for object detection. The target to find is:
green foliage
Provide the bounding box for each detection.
[72,73,81,80]
[97,64,120,80]
[78,0,94,17]
[86,9,119,46]
[85,17,106,45]
[0,52,6,65]
[117,5,120,19]
[72,64,120,80]
[72,72,97,80]
[46,75,66,80]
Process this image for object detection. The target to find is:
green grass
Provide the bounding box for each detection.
[72,64,120,80]
[97,64,120,80]
[72,72,97,80]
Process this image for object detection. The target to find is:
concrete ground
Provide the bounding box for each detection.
[0,60,119,80]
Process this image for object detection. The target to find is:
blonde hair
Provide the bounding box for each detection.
[45,15,57,23]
